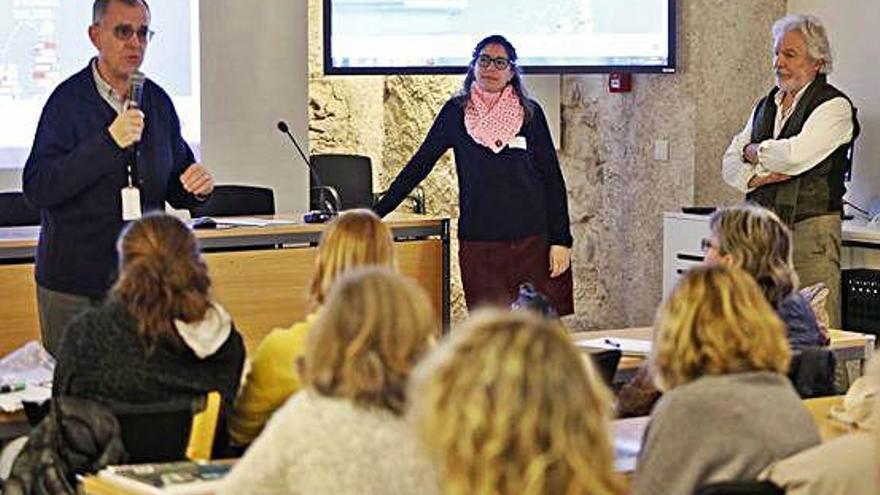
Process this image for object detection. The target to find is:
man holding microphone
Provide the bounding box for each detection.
[23,0,214,355]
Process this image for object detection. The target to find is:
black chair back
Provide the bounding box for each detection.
[310,154,374,211]
[109,397,205,463]
[787,347,837,398]
[588,349,622,387]
[695,481,785,495]
[0,191,40,227]
[190,185,275,218]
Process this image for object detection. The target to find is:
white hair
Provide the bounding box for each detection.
[772,14,833,74]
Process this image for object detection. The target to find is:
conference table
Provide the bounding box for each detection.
[572,327,876,384]
[0,213,450,356]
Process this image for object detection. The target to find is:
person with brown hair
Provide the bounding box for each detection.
[52,212,244,410]
[219,267,440,495]
[705,203,825,347]
[228,209,395,446]
[632,265,819,495]
[410,309,622,495]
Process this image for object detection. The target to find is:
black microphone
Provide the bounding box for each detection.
[127,71,145,110]
[125,71,146,188]
[276,120,339,223]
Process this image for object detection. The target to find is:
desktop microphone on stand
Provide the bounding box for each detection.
[276,120,339,223]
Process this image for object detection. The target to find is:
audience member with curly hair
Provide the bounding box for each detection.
[411,309,622,495]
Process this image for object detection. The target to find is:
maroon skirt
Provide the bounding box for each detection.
[458,234,574,316]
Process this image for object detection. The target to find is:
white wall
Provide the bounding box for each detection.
[201,1,309,213]
[788,0,880,212]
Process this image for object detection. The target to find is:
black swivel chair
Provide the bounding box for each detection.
[695,481,786,495]
[190,185,275,218]
[787,347,837,398]
[310,154,425,213]
[0,191,40,227]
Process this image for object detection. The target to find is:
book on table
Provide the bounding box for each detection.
[92,461,231,495]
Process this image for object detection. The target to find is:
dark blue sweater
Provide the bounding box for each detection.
[23,63,202,297]
[374,96,573,246]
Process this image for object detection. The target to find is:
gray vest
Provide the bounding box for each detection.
[746,75,859,225]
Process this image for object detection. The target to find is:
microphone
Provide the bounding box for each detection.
[276,120,339,223]
[124,71,146,188]
[126,71,145,110]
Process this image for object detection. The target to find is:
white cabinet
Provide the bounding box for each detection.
[662,212,711,297]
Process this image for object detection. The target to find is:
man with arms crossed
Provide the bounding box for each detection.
[23,0,214,355]
[722,14,859,328]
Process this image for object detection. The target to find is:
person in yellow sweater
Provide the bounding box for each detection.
[227,209,396,446]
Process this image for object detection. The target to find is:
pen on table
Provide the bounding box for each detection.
[0,382,25,394]
[604,338,621,349]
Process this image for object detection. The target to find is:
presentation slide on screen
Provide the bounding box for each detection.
[0,0,199,170]
[328,0,670,69]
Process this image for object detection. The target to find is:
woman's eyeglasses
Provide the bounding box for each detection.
[476,54,511,70]
[111,24,155,43]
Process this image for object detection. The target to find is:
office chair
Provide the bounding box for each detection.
[695,480,785,495]
[0,191,40,227]
[587,349,622,387]
[109,391,221,463]
[787,347,837,398]
[190,185,275,218]
[310,154,426,213]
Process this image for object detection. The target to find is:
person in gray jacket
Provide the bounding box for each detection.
[632,265,820,495]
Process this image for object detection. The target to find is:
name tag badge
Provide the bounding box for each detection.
[509,136,528,150]
[121,186,142,221]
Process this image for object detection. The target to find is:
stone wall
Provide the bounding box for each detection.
[307,0,786,328]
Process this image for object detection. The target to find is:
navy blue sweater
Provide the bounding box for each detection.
[374,96,573,246]
[23,63,202,297]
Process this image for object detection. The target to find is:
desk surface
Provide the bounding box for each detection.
[573,327,876,388]
[573,327,876,372]
[0,212,447,258]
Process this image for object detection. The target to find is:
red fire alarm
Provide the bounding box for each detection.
[608,72,632,93]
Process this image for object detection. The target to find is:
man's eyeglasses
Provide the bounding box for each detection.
[111,24,155,43]
[476,54,512,71]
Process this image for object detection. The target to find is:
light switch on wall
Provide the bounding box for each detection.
[654,139,669,161]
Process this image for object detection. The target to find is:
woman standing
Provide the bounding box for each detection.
[374,35,573,315]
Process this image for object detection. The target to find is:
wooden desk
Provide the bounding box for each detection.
[573,327,876,384]
[0,213,450,355]
[802,395,857,441]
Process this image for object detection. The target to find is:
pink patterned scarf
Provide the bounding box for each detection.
[464,84,524,153]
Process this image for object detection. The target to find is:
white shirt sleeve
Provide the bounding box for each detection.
[721,108,759,193]
[756,97,854,176]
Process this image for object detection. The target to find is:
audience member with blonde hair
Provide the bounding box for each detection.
[228,208,395,446]
[706,203,825,346]
[219,267,440,495]
[52,213,245,410]
[411,309,622,495]
[633,265,819,495]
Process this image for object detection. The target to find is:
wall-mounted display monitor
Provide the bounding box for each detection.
[323,0,676,75]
